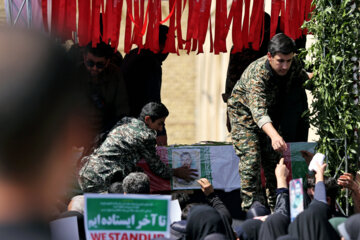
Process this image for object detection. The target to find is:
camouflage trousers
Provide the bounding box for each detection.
[232,129,281,211]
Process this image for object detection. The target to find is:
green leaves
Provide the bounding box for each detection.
[303,0,360,213]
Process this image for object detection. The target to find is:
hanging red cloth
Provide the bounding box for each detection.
[185,0,201,53]
[78,0,91,46]
[241,0,250,49]
[163,0,177,53]
[144,0,161,53]
[103,0,113,43]
[50,0,61,36]
[91,0,102,47]
[41,0,48,32]
[231,0,243,53]
[132,0,142,48]
[214,0,227,54]
[103,0,124,49]
[270,0,281,39]
[286,0,297,39]
[64,0,76,40]
[153,0,161,53]
[303,0,314,35]
[297,0,306,39]
[124,0,133,53]
[196,0,212,54]
[176,0,184,50]
[249,0,264,50]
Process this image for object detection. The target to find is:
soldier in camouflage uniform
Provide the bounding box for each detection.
[228,33,311,210]
[79,102,197,193]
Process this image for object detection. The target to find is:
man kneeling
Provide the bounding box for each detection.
[79,102,197,193]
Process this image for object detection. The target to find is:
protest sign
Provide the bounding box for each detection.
[84,194,171,240]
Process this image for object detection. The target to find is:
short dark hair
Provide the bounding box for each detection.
[0,28,82,181]
[325,177,339,208]
[307,176,338,206]
[138,102,169,121]
[122,172,150,194]
[108,182,124,194]
[85,41,114,59]
[268,33,296,56]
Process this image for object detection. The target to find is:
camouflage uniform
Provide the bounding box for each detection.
[78,117,172,193]
[222,48,264,132]
[228,55,309,210]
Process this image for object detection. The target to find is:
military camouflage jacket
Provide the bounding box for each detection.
[228,55,309,133]
[79,117,172,192]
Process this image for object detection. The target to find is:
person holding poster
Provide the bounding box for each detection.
[228,33,312,210]
[79,102,198,193]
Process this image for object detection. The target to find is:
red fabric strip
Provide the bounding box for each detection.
[144,0,154,50]
[58,0,66,38]
[176,0,184,50]
[214,0,227,54]
[41,0,48,32]
[151,0,161,53]
[91,0,101,47]
[138,0,145,46]
[163,0,176,53]
[280,0,288,34]
[242,0,250,49]
[225,0,235,42]
[111,0,124,49]
[298,0,306,39]
[78,0,91,46]
[185,0,198,53]
[160,0,176,24]
[270,0,281,39]
[51,0,59,36]
[286,0,297,39]
[232,0,243,53]
[249,0,264,50]
[64,0,76,40]
[125,0,133,53]
[303,0,314,35]
[196,0,212,54]
[103,0,113,43]
[141,2,149,36]
[133,0,141,47]
[184,0,193,53]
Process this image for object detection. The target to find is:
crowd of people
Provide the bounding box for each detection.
[0,20,360,240]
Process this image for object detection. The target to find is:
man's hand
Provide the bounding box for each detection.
[197,178,214,196]
[275,158,289,188]
[173,166,198,182]
[271,135,287,152]
[314,162,327,183]
[300,150,314,166]
[338,173,357,191]
[261,122,287,153]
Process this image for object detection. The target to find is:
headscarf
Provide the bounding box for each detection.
[171,220,187,240]
[286,200,339,240]
[203,233,227,240]
[337,213,360,240]
[246,201,271,219]
[258,213,289,239]
[234,219,263,240]
[185,205,234,240]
